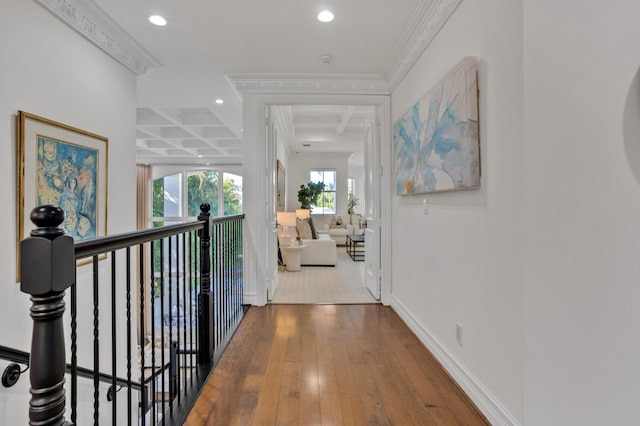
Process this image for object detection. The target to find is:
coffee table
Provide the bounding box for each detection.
[346,234,365,261]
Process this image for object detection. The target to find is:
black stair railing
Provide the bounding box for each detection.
[17,203,245,425]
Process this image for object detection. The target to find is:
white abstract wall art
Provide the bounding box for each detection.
[393,57,480,195]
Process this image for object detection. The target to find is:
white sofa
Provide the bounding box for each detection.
[278,231,336,267]
[319,214,365,245]
[301,234,336,266]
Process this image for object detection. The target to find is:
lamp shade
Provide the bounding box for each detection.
[277,212,297,228]
[295,209,310,220]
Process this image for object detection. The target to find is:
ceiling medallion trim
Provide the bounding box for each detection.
[383,0,463,90]
[228,74,390,95]
[36,0,160,75]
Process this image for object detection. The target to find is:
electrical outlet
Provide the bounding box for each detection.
[456,323,463,346]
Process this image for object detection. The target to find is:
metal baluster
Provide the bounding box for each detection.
[168,235,174,416]
[214,223,222,348]
[71,282,78,426]
[160,238,165,422]
[150,241,157,425]
[188,231,194,382]
[237,220,240,315]
[111,250,117,425]
[92,255,100,426]
[126,247,132,426]
[139,244,146,426]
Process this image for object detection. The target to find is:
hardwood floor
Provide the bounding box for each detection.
[185,304,489,425]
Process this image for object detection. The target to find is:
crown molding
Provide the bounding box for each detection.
[382,0,463,90]
[228,73,390,95]
[229,0,463,95]
[36,0,160,75]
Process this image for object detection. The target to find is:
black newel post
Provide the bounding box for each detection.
[20,205,75,426]
[197,203,213,365]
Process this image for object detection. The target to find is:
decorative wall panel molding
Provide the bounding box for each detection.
[382,0,463,90]
[36,0,160,75]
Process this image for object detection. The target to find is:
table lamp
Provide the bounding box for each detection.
[295,209,310,220]
[277,212,297,246]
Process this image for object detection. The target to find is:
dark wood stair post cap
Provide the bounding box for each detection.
[20,205,75,295]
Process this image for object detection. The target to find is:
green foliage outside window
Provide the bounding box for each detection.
[223,177,242,215]
[187,171,219,217]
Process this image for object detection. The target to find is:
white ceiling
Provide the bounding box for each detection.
[75,0,447,165]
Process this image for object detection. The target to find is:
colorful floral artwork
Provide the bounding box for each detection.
[37,136,98,239]
[393,57,480,194]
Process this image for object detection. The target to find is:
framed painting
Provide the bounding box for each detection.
[17,111,108,270]
[393,56,480,194]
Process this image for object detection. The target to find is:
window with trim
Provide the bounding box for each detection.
[152,170,242,226]
[309,170,336,214]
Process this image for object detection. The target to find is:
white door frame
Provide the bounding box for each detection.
[241,92,392,306]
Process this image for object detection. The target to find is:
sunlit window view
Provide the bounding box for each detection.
[309,170,336,214]
[152,170,242,226]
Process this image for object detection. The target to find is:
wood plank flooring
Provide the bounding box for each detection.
[184,304,489,425]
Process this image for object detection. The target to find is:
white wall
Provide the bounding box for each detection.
[0,2,137,423]
[275,124,291,210]
[523,1,640,425]
[390,0,523,423]
[286,152,350,219]
[348,160,366,215]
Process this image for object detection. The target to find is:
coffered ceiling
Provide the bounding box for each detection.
[38,0,463,165]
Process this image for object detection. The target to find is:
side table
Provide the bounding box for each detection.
[280,244,306,271]
[346,234,365,261]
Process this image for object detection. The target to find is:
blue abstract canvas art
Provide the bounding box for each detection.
[394,57,480,194]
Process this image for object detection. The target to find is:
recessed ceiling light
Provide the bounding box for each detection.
[215,98,224,104]
[317,10,334,23]
[198,155,203,158]
[149,15,167,26]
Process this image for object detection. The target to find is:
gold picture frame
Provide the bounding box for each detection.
[16,111,108,280]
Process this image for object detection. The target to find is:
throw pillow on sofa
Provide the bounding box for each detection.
[296,219,313,239]
[305,217,318,239]
[330,215,345,229]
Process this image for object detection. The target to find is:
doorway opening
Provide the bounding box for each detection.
[267,104,380,304]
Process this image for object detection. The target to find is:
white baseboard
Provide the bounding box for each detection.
[242,291,258,306]
[390,295,519,426]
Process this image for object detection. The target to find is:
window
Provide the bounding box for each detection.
[310,170,336,214]
[152,170,242,226]
[187,171,219,217]
[223,173,243,215]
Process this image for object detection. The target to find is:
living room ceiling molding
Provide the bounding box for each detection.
[271,106,295,146]
[228,74,390,95]
[382,0,463,90]
[36,0,160,76]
